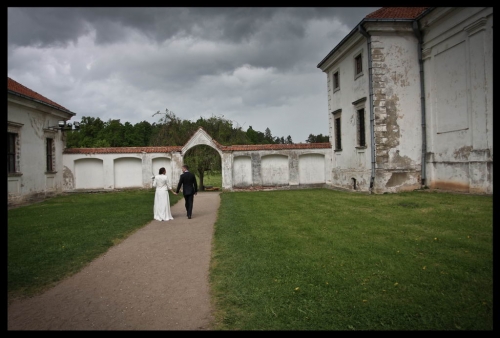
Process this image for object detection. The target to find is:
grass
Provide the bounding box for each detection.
[7,189,183,302]
[199,170,222,189]
[209,189,493,330]
[8,188,493,330]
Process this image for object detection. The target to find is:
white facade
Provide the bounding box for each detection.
[8,91,76,206]
[420,7,493,193]
[318,7,493,194]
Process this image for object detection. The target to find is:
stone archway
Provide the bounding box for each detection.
[179,127,228,189]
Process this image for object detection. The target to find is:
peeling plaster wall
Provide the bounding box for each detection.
[367,23,423,193]
[230,149,330,189]
[321,7,492,194]
[421,7,493,194]
[261,154,289,186]
[233,156,252,187]
[324,36,374,192]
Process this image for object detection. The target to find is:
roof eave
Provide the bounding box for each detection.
[317,7,436,70]
[8,90,76,117]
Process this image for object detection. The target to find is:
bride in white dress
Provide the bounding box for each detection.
[152,167,177,221]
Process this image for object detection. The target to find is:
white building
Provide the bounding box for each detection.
[317,7,493,194]
[8,77,79,206]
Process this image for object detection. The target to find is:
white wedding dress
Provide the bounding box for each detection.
[153,174,174,221]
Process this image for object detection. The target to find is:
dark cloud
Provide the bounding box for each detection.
[9,7,378,46]
[7,6,380,143]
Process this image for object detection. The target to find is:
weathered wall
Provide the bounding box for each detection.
[229,148,331,189]
[421,7,493,194]
[322,33,374,192]
[366,22,423,193]
[319,7,493,194]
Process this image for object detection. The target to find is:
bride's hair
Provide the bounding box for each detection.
[159,167,166,175]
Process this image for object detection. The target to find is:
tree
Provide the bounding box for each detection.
[98,119,125,147]
[246,126,266,144]
[305,133,329,143]
[264,127,274,143]
[133,120,153,146]
[65,116,106,148]
[183,145,221,191]
[150,109,195,146]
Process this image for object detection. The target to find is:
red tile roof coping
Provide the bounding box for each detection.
[63,143,332,154]
[221,143,331,151]
[64,146,183,154]
[8,77,74,114]
[365,7,429,20]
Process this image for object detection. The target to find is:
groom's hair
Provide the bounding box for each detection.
[183,165,189,170]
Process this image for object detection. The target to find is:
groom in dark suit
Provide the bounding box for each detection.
[176,165,198,219]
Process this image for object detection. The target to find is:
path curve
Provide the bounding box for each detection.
[8,191,221,330]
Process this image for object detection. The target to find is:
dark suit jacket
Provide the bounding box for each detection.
[176,171,198,196]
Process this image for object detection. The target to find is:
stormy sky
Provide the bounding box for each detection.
[8,7,379,143]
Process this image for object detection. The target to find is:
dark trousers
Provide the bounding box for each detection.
[184,194,194,217]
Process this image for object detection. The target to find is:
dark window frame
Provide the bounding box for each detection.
[357,108,366,147]
[333,70,340,91]
[332,109,342,151]
[8,132,17,173]
[354,53,363,77]
[46,138,54,172]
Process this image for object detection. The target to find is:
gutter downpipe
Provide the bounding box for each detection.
[412,20,427,188]
[357,24,376,193]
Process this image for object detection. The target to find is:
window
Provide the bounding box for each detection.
[354,53,363,77]
[352,97,367,149]
[357,108,366,147]
[46,138,54,172]
[332,109,342,151]
[8,133,17,173]
[333,70,340,91]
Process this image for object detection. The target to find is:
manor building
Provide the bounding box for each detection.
[317,7,492,194]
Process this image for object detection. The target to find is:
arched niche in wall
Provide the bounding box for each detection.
[233,156,252,187]
[261,154,289,186]
[114,157,142,189]
[75,158,104,189]
[298,153,325,184]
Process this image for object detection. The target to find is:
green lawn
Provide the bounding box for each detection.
[8,188,493,330]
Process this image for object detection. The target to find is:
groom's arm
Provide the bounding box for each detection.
[176,175,183,194]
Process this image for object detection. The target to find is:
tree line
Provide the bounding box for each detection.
[65,109,329,149]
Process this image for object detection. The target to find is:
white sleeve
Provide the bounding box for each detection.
[152,176,157,187]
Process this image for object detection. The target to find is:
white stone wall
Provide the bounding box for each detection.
[8,95,74,206]
[421,7,493,193]
[61,143,331,194]
[63,152,179,191]
[322,34,374,192]
[233,156,252,187]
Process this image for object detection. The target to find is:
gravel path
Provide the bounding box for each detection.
[8,191,221,330]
